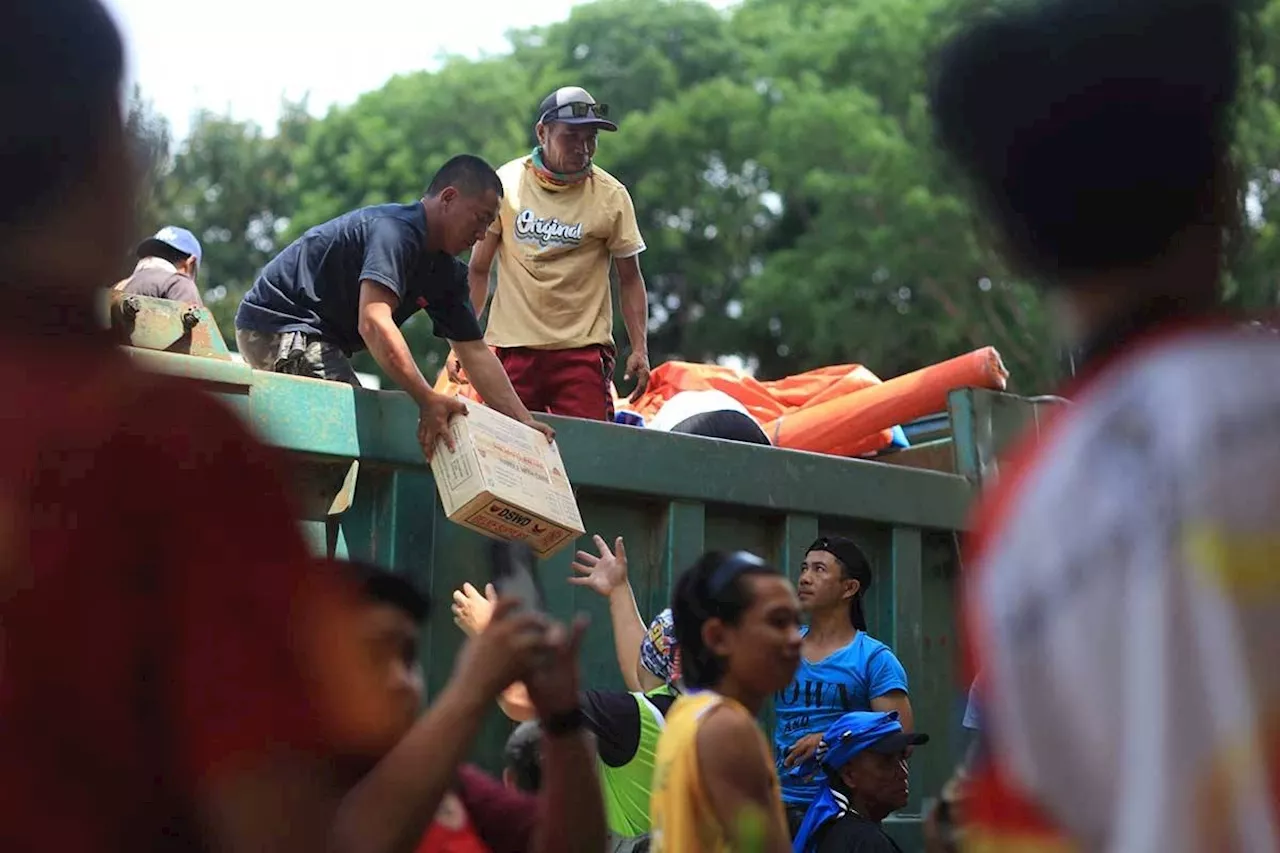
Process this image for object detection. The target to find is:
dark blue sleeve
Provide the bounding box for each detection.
[358,217,418,300]
[423,258,483,342]
[866,646,909,699]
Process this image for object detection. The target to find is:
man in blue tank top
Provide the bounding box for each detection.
[774,536,915,837]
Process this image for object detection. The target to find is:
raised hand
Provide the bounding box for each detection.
[568,535,629,598]
[451,581,497,636]
[449,597,551,701]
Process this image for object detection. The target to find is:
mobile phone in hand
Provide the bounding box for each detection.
[490,540,546,614]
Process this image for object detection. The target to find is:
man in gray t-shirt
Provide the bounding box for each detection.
[114,225,202,305]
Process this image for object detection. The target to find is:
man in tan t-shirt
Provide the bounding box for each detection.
[454,86,650,421]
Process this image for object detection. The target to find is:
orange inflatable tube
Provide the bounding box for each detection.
[764,347,1008,456]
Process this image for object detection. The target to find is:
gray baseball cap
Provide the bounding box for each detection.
[537,86,617,132]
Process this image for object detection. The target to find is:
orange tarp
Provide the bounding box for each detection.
[764,347,1008,457]
[433,346,1009,459]
[620,362,881,426]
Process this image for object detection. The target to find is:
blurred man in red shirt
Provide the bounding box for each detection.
[327,561,605,853]
[0,1,382,848]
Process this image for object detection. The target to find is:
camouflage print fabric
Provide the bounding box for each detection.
[235,328,362,390]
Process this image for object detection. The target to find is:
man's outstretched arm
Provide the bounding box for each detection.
[358,281,466,460]
[568,535,651,691]
[357,282,436,407]
[450,337,555,442]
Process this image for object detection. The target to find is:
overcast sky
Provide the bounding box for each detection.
[102,0,597,138]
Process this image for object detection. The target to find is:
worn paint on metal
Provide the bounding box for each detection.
[125,343,979,530]
[104,292,233,360]
[948,388,1065,488]
[124,347,252,389]
[878,439,956,474]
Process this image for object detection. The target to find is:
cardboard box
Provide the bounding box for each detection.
[429,402,585,558]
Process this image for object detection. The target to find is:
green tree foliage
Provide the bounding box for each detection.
[125,86,172,238]
[137,0,1280,394]
[134,102,312,336]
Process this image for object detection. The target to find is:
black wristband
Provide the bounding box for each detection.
[542,707,585,737]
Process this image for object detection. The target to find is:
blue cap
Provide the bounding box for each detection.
[136,225,202,265]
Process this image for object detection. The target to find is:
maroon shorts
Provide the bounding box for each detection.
[496,345,615,422]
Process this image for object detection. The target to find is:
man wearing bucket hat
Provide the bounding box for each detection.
[788,711,928,853]
[455,85,651,422]
[113,225,203,304]
[775,537,915,838]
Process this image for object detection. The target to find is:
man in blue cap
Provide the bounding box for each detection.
[789,711,928,853]
[114,225,203,304]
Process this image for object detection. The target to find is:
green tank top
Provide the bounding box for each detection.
[601,686,673,836]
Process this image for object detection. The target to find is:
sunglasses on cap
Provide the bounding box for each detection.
[540,101,611,123]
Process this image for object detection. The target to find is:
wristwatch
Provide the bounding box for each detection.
[542,707,585,737]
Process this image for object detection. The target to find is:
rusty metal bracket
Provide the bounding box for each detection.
[101,291,232,360]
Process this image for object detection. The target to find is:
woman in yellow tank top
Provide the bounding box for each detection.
[649,551,803,853]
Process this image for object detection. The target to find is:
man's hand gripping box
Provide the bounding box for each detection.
[429,402,584,558]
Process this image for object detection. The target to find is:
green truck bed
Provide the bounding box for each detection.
[110,292,1056,851]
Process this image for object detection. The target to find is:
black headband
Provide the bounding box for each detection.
[707,551,769,596]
